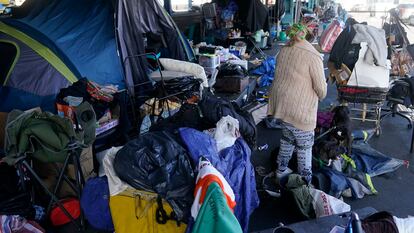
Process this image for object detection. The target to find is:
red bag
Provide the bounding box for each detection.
[319,20,342,53]
[50,198,81,226]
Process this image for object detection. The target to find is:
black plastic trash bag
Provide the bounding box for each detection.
[199,94,257,147]
[113,131,195,221]
[150,103,204,132]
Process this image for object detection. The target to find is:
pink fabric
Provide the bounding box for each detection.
[317,111,334,128]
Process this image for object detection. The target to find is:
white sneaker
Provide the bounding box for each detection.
[276,167,293,180]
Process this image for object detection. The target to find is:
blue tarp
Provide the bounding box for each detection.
[251,57,275,87]
[179,127,259,233]
[6,0,124,88]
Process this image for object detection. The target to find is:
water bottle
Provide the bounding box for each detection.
[345,212,365,233]
[270,25,277,41]
[351,213,364,233]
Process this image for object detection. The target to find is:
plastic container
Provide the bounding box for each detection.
[204,67,218,75]
[259,36,268,48]
[229,43,247,58]
[279,31,287,41]
[199,54,220,68]
[270,25,277,40]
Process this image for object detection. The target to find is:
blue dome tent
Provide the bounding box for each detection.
[0,0,194,112]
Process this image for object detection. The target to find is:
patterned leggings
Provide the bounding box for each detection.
[277,122,314,183]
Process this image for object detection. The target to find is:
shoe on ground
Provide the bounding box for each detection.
[276,167,293,180]
[263,173,282,198]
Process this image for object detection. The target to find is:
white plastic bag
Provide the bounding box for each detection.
[348,43,390,88]
[214,116,240,152]
[310,188,351,218]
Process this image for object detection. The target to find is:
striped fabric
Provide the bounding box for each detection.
[277,122,314,183]
[0,215,44,233]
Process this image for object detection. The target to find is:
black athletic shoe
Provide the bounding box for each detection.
[263,173,282,198]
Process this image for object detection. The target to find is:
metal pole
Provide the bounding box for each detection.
[294,0,301,23]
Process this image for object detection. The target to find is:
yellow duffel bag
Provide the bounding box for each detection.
[109,188,187,233]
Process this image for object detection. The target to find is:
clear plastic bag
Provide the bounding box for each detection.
[214,116,240,152]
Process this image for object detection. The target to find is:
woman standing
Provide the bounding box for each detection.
[268,24,327,187]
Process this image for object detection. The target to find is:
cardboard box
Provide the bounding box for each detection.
[67,146,95,181]
[0,112,7,149]
[34,146,95,198]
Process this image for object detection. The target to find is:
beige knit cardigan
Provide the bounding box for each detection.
[267,40,327,131]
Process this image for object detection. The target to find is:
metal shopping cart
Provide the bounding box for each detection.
[335,43,390,136]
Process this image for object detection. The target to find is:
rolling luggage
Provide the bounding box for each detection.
[109,189,186,233]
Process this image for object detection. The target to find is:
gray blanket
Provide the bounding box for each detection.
[352,24,387,67]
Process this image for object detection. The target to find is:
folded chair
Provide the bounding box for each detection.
[2,102,96,231]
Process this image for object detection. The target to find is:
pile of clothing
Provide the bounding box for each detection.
[281,174,351,219]
[92,94,259,233]
[313,110,405,200]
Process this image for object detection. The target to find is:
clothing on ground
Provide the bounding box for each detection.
[191,182,243,233]
[284,174,315,219]
[191,158,236,220]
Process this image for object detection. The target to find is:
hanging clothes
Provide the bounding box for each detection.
[329,20,360,70]
[352,24,388,67]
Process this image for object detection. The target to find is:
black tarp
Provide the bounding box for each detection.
[213,0,270,33]
[236,0,270,33]
[116,0,189,95]
[269,0,286,21]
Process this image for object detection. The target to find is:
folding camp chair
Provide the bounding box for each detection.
[3,103,96,231]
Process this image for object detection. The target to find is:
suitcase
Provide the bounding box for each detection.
[110,189,186,233]
[214,75,250,93]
